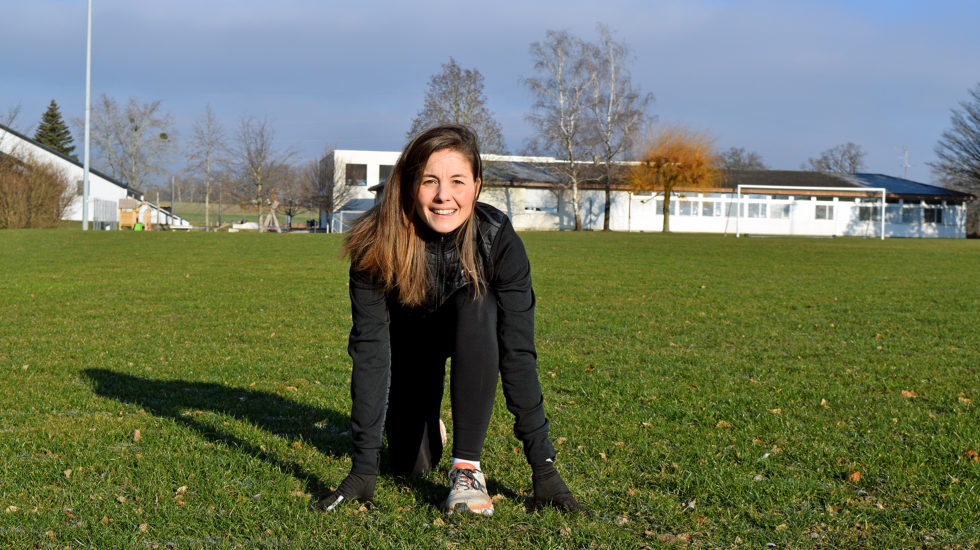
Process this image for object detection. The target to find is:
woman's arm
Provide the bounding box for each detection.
[347,266,391,475]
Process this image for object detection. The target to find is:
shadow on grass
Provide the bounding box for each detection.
[82,368,447,510]
[84,368,356,501]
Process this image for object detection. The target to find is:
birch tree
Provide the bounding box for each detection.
[584,25,653,230]
[232,116,291,223]
[524,30,594,230]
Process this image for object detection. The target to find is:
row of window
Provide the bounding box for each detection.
[645,200,947,224]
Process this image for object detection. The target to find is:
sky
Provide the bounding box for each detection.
[4,0,980,185]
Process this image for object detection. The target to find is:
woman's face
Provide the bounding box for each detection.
[415,149,481,234]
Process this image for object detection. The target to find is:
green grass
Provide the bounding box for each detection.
[1,230,978,548]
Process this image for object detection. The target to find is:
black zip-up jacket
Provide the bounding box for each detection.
[346,203,538,474]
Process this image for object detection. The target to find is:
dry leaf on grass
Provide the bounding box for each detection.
[964,450,979,462]
[849,471,862,483]
[901,390,918,398]
[715,420,731,428]
[133,429,141,442]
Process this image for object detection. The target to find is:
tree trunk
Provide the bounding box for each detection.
[662,191,671,233]
[603,182,611,231]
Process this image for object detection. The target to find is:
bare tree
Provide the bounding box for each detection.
[802,142,866,173]
[302,145,359,232]
[185,105,229,230]
[524,30,595,230]
[406,58,507,154]
[87,94,175,191]
[718,147,768,171]
[930,83,980,236]
[584,24,653,230]
[232,116,292,223]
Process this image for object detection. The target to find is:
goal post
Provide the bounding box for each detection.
[735,185,887,240]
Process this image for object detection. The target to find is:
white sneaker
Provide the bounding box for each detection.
[445,463,493,516]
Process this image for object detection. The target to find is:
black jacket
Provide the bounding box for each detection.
[346,203,538,474]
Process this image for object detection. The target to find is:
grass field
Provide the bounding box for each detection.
[1,230,978,548]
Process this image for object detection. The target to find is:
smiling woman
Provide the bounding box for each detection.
[312,125,583,517]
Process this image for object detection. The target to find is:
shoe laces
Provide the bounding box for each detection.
[450,467,484,492]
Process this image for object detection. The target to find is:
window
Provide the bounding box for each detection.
[524,189,558,213]
[924,207,943,224]
[745,203,766,218]
[676,200,695,216]
[815,204,834,220]
[902,207,916,224]
[858,206,881,221]
[770,204,791,219]
[378,165,393,186]
[702,201,722,217]
[345,164,367,186]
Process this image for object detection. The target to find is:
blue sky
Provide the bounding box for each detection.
[3,0,979,184]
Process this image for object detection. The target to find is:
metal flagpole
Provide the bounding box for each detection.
[82,0,92,230]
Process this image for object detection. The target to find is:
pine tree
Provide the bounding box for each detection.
[34,100,77,160]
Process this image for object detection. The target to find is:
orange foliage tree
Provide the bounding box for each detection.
[628,126,721,232]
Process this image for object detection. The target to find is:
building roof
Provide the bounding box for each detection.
[0,122,137,197]
[845,173,975,200]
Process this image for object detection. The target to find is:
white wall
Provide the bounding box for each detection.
[1,127,190,228]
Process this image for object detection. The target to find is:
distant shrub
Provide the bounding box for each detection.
[0,152,73,228]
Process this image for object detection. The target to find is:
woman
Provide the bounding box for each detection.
[313,125,581,516]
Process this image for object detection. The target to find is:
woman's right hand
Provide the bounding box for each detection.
[310,472,377,512]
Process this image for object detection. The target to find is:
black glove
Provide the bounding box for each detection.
[310,472,377,512]
[531,460,584,512]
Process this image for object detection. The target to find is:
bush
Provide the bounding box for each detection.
[0,153,73,228]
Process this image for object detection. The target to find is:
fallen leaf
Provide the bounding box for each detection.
[291,441,302,449]
[491,494,505,502]
[585,364,595,372]
[615,441,625,446]
[694,516,706,525]
[175,486,188,496]
[101,515,110,525]
[116,496,127,503]
[658,534,677,543]
[964,450,979,462]
[753,474,764,482]
[616,515,629,525]
[628,488,639,496]
[285,386,298,392]
[64,510,75,519]
[46,530,54,540]
[4,506,18,513]
[715,420,731,428]
[599,452,608,461]
[432,517,445,526]
[139,523,148,533]
[555,437,567,445]
[767,408,781,415]
[849,471,862,483]
[133,430,141,442]
[820,398,828,407]
[64,469,72,479]
[560,527,571,536]
[958,396,972,404]
[776,524,788,531]
[677,533,692,542]
[289,491,306,497]
[641,422,652,428]
[901,390,918,398]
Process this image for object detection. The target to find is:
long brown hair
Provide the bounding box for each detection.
[343,125,484,306]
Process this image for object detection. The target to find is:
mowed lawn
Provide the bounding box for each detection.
[1,230,977,548]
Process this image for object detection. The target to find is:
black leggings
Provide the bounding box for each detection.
[384,287,553,474]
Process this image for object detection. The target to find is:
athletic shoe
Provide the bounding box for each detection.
[445,463,493,516]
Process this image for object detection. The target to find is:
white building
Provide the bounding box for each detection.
[329,150,974,238]
[0,123,189,229]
